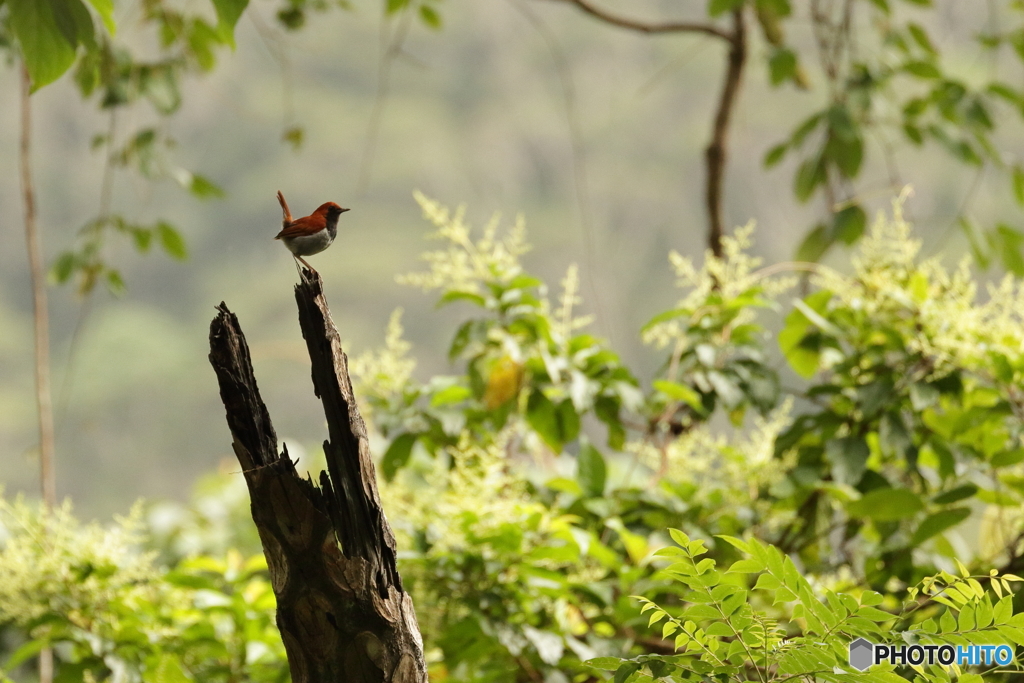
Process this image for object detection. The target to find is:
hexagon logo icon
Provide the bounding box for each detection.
[849,637,874,672]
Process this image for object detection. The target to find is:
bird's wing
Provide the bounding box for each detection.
[276,190,293,228]
[275,215,322,240]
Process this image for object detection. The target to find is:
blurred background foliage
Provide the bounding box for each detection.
[3,0,1024,517]
[5,0,1024,680]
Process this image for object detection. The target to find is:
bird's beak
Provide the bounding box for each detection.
[340,207,351,213]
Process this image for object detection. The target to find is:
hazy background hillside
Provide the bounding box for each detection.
[0,0,1017,518]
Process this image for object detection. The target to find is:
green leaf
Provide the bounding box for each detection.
[8,0,82,90]
[189,173,225,199]
[438,290,487,308]
[642,307,688,331]
[768,47,797,86]
[795,223,831,263]
[764,142,788,167]
[993,449,1024,468]
[3,637,48,669]
[1013,166,1024,206]
[794,157,825,202]
[211,0,249,47]
[84,0,115,34]
[50,251,77,284]
[430,385,472,407]
[652,380,702,410]
[728,559,765,573]
[527,390,561,451]
[778,297,825,377]
[157,222,188,260]
[381,433,417,480]
[587,658,624,672]
[614,662,642,683]
[996,224,1024,275]
[910,508,971,546]
[860,590,884,606]
[187,18,220,71]
[386,0,410,12]
[790,112,824,147]
[558,398,580,444]
[827,436,869,486]
[132,227,153,252]
[577,440,607,497]
[668,528,690,547]
[145,653,191,683]
[846,488,924,521]
[907,23,935,54]
[708,0,743,17]
[932,484,978,504]
[904,60,941,78]
[856,606,896,622]
[832,134,863,178]
[105,268,126,295]
[903,123,923,145]
[833,204,866,244]
[283,125,304,149]
[419,4,441,29]
[140,65,182,114]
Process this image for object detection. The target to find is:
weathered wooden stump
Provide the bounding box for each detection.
[208,270,426,683]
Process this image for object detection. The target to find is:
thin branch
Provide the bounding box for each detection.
[705,8,747,258]
[543,0,732,40]
[247,6,299,139]
[357,6,415,195]
[510,0,611,341]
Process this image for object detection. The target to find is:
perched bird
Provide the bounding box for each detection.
[275,191,349,274]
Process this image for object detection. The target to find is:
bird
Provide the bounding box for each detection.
[275,190,349,275]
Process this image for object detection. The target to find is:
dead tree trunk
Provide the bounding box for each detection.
[208,270,426,683]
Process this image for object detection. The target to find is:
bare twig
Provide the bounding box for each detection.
[544,0,732,40]
[705,8,747,258]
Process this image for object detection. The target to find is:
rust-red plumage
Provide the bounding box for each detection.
[275,190,349,274]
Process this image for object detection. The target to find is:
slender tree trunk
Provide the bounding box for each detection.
[20,61,57,683]
[20,65,56,507]
[208,271,426,683]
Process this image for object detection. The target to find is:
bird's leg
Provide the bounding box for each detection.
[294,255,318,275]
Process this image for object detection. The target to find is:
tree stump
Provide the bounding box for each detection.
[208,270,426,683]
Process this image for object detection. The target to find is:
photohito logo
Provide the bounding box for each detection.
[848,637,1014,671]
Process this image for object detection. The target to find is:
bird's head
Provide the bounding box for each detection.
[316,202,349,218]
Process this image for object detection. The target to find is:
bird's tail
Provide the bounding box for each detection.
[277,190,293,228]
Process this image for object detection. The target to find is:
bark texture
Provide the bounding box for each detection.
[208,271,426,683]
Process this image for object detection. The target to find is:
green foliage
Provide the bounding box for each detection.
[350,195,1024,679]
[2,0,240,294]
[591,529,1024,682]
[751,0,1024,262]
[0,496,286,682]
[356,192,640,477]
[774,196,1024,582]
[8,195,1024,682]
[5,0,246,90]
[0,493,286,679]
